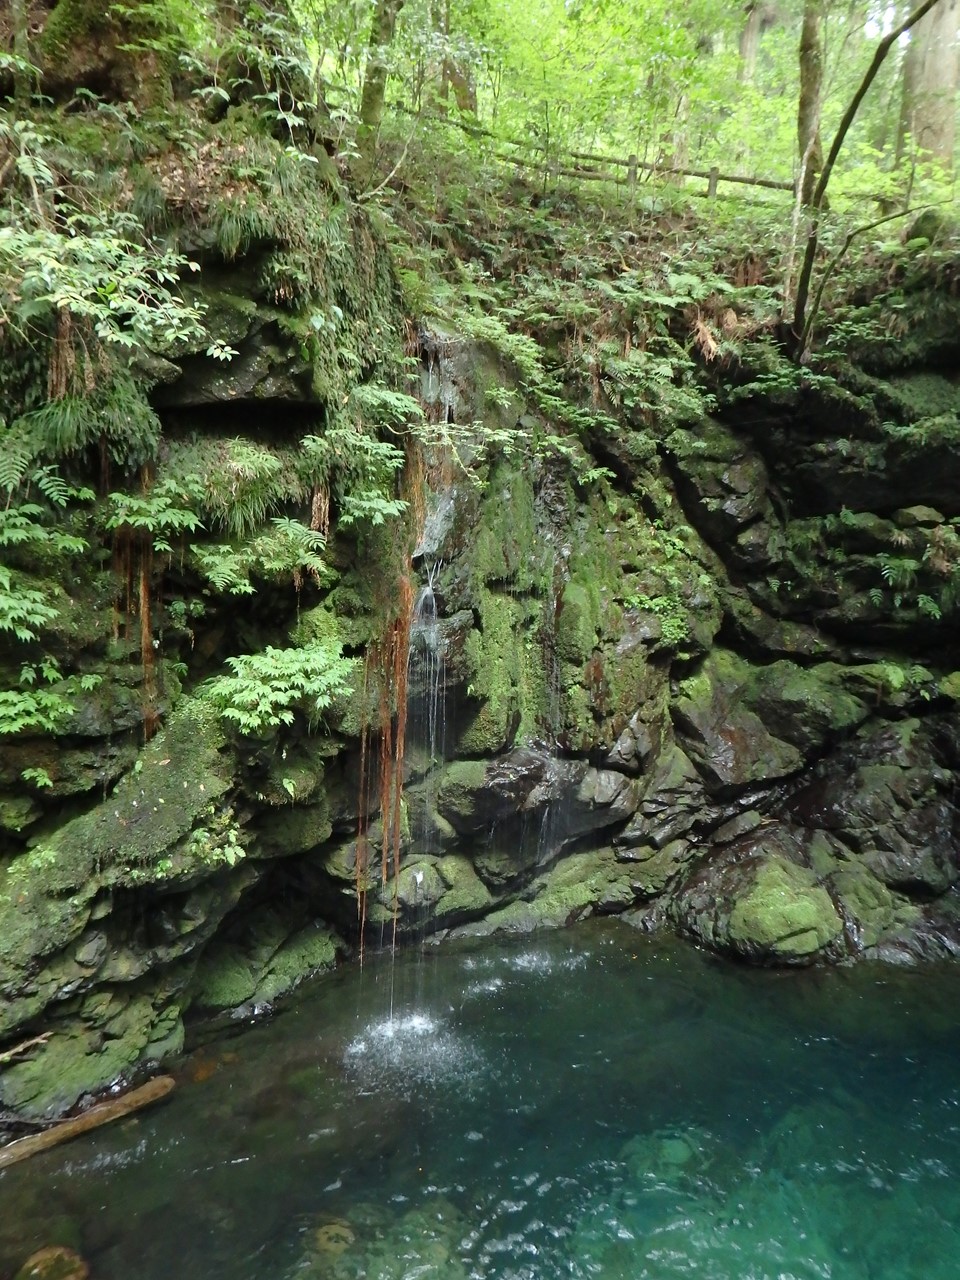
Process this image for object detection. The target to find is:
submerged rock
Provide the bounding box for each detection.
[13,1247,89,1280]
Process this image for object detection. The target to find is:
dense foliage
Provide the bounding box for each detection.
[0,0,956,759]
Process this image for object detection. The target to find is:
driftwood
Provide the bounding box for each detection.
[0,1076,175,1170]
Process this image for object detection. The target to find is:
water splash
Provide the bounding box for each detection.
[343,1010,484,1098]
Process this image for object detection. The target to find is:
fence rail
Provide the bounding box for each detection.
[396,108,798,199]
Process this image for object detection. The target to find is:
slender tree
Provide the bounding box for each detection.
[797,0,824,205]
[790,0,945,358]
[10,0,31,112]
[356,0,407,183]
[738,1,777,83]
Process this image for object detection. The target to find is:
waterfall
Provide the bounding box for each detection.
[406,561,447,859]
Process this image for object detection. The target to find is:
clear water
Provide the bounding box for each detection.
[3,920,960,1280]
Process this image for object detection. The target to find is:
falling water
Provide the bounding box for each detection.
[407,560,446,805]
[535,540,572,866]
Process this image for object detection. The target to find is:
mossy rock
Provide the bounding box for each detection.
[255,801,333,856]
[0,989,183,1118]
[673,649,802,792]
[616,839,694,898]
[0,699,234,1036]
[465,461,541,594]
[452,848,633,938]
[556,581,599,664]
[458,592,530,755]
[0,793,40,836]
[436,759,492,832]
[434,855,493,918]
[727,857,844,961]
[189,913,339,1012]
[831,863,897,949]
[744,659,871,753]
[39,0,174,104]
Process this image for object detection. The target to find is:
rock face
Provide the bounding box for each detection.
[2,140,960,1128]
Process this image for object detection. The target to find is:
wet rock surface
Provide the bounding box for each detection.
[2,201,960,1130]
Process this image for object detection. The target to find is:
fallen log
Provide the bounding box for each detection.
[0,1076,175,1170]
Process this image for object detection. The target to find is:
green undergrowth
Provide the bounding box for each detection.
[373,120,959,486]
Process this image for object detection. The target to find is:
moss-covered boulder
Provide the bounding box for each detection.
[727,858,844,960]
[451,848,635,938]
[673,832,845,965]
[188,912,340,1013]
[788,718,960,897]
[0,983,184,1118]
[672,650,802,793]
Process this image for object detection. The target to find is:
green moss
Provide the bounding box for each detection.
[189,914,338,1011]
[0,793,40,835]
[886,372,960,421]
[622,840,692,897]
[728,858,843,959]
[180,287,258,349]
[0,989,180,1118]
[556,581,599,664]
[454,849,633,936]
[258,801,333,856]
[467,462,541,594]
[436,759,489,827]
[831,864,896,949]
[0,698,233,1024]
[434,855,493,917]
[460,591,526,754]
[292,602,345,649]
[40,0,112,54]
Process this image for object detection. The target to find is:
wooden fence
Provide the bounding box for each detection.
[400,108,797,199]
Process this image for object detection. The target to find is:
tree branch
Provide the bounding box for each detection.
[790,0,944,356]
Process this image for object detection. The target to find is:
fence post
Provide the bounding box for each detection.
[707,166,719,198]
[627,153,638,200]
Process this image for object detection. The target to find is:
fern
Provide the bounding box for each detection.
[13,374,162,468]
[0,566,60,641]
[105,479,204,552]
[190,518,330,593]
[0,660,73,736]
[877,554,921,591]
[0,428,35,492]
[348,384,426,431]
[203,641,355,734]
[458,312,547,385]
[210,194,274,261]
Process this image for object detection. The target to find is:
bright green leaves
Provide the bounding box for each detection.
[0,464,92,650]
[104,479,204,554]
[8,374,163,472]
[302,419,408,529]
[0,211,206,355]
[192,519,330,595]
[203,641,356,735]
[0,568,60,645]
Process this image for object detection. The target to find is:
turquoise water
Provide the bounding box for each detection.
[3,920,960,1279]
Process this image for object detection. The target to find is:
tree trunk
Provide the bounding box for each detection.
[10,0,31,111]
[738,3,777,82]
[356,0,406,184]
[789,0,945,357]
[797,0,824,205]
[896,0,959,169]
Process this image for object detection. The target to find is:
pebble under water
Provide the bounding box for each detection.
[2,919,960,1279]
